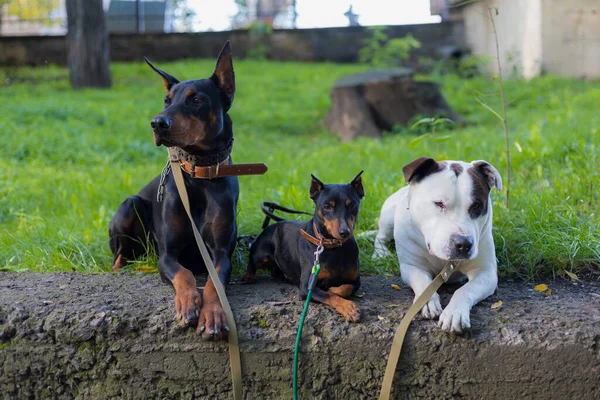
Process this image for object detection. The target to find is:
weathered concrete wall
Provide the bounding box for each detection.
[0,23,465,67]
[461,0,542,79]
[457,0,600,79]
[542,0,600,79]
[1,273,598,399]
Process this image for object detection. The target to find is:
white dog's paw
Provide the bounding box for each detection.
[418,292,443,319]
[372,247,392,259]
[438,302,471,333]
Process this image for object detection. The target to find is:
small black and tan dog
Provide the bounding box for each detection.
[109,42,250,340]
[243,173,365,322]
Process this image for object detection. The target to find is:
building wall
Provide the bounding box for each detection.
[461,0,542,79]
[459,0,600,79]
[542,0,600,78]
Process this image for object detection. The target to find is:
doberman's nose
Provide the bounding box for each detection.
[450,234,473,258]
[339,228,351,239]
[151,116,172,133]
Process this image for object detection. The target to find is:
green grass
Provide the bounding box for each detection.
[0,60,598,280]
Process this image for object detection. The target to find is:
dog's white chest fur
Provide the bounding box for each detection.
[373,158,502,333]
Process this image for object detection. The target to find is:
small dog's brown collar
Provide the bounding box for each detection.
[300,222,349,249]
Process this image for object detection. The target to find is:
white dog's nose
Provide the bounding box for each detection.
[450,234,473,258]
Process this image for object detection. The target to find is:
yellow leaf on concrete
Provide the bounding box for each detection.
[491,300,503,309]
[378,315,385,321]
[545,289,552,295]
[565,271,581,282]
[391,284,401,291]
[533,283,548,292]
[135,265,155,273]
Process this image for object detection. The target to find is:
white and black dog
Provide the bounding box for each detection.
[373,156,502,333]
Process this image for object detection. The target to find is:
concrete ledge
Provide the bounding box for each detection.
[0,273,598,399]
[0,23,464,67]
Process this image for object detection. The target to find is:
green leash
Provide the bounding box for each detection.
[293,241,324,400]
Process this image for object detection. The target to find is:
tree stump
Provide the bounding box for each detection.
[66,0,111,88]
[324,68,464,141]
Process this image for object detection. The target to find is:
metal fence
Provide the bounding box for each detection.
[0,0,298,36]
[0,0,185,36]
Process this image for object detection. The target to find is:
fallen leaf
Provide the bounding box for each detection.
[135,265,155,273]
[545,289,552,295]
[58,284,68,289]
[94,312,106,319]
[491,300,503,309]
[42,300,54,305]
[391,284,401,291]
[589,293,600,298]
[565,271,581,282]
[378,315,385,321]
[533,284,548,292]
[355,292,365,298]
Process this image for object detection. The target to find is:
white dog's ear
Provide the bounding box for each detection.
[471,160,503,191]
[402,156,443,184]
[309,174,325,199]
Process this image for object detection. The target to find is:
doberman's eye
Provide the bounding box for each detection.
[434,201,446,210]
[348,202,357,211]
[193,97,201,104]
[322,204,333,212]
[164,97,171,106]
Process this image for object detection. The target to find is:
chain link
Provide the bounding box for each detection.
[156,158,172,203]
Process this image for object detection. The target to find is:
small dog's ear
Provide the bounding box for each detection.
[471,160,503,191]
[144,57,180,92]
[210,41,235,112]
[310,174,324,200]
[350,170,365,198]
[402,156,442,184]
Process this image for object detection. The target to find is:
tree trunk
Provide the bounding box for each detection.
[66,0,111,88]
[325,68,465,141]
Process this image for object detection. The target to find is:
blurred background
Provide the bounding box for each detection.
[0,0,440,35]
[1,0,598,80]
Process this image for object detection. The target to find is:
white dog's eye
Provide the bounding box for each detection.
[434,201,446,210]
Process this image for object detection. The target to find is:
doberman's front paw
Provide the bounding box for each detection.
[175,289,202,328]
[336,300,361,323]
[240,272,256,284]
[197,301,229,341]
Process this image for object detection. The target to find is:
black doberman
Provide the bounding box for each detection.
[109,42,244,340]
[242,173,365,322]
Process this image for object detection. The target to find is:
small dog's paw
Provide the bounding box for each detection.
[240,272,256,284]
[438,303,470,334]
[175,289,202,328]
[336,300,361,323]
[418,292,442,319]
[197,301,229,341]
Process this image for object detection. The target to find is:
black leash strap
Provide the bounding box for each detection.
[261,201,312,230]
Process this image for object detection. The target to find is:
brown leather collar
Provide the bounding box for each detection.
[172,150,268,180]
[300,222,349,249]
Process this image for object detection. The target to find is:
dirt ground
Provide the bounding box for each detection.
[0,272,599,399]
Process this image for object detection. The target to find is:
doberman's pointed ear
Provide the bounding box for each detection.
[310,174,325,200]
[144,57,180,92]
[402,156,443,184]
[350,170,365,198]
[210,41,235,112]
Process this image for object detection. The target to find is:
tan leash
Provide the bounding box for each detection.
[168,148,244,400]
[379,261,456,400]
